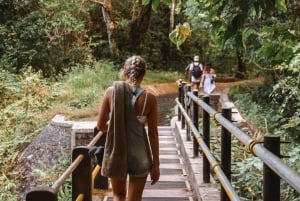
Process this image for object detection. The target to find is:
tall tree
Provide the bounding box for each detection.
[93,0,153,57]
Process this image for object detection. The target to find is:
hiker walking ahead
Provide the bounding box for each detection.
[96,55,160,201]
[200,62,216,94]
[187,55,203,90]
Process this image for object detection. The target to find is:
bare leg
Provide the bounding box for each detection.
[127,176,148,201]
[191,82,200,91]
[110,177,127,201]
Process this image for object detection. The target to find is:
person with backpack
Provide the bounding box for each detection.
[187,55,203,90]
[95,55,160,201]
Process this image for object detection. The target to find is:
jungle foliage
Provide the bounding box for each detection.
[170,0,300,200]
[0,0,300,200]
[171,0,300,142]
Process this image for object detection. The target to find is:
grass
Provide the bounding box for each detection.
[0,60,184,200]
[51,64,184,120]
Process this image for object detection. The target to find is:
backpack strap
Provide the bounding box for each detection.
[131,88,145,106]
[141,91,148,115]
[192,63,203,70]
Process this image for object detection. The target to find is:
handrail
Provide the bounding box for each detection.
[26,131,105,201]
[88,130,104,147]
[176,98,241,201]
[187,91,300,193]
[51,131,104,192]
[76,194,84,201]
[176,79,300,200]
[52,154,84,192]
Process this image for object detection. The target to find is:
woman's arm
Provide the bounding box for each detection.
[200,73,205,88]
[146,93,160,185]
[96,87,112,132]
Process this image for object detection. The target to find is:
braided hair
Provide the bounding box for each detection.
[123,55,146,93]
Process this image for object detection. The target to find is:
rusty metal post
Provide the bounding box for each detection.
[192,89,199,157]
[26,187,57,201]
[181,82,186,129]
[221,108,232,201]
[72,146,92,201]
[93,132,108,189]
[178,79,183,121]
[186,85,191,141]
[202,96,210,183]
[263,135,280,201]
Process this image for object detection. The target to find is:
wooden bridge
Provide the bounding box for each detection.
[90,122,220,201]
[25,82,300,201]
[43,116,220,201]
[98,125,197,201]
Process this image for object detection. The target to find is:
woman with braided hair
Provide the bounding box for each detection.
[95,55,160,201]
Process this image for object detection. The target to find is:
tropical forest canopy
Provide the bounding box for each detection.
[1,0,299,135]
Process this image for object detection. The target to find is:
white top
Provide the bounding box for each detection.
[203,73,216,94]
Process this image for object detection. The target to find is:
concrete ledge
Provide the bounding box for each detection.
[50,115,97,148]
[71,121,97,148]
[171,117,220,201]
[50,114,74,127]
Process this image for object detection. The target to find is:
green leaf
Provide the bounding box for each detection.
[242,28,257,49]
[142,0,151,5]
[275,0,287,12]
[169,23,191,50]
[152,0,160,12]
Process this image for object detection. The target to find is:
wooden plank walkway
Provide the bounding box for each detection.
[95,126,195,201]
[69,118,221,200]
[171,118,220,201]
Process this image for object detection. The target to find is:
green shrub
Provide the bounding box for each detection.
[228,80,300,200]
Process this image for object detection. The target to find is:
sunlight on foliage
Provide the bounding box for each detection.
[169,22,191,50]
[275,0,287,11]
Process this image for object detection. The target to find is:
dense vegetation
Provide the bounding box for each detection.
[0,64,181,200]
[0,0,299,200]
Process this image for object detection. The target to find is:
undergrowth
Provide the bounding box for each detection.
[0,61,183,200]
[228,81,300,201]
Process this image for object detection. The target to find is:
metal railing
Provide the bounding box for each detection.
[176,80,300,201]
[25,131,108,201]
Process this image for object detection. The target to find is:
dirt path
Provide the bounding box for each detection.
[144,77,258,95]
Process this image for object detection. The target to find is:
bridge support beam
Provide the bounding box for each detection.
[178,79,183,121]
[185,84,191,141]
[221,108,232,201]
[181,82,186,129]
[202,96,210,183]
[263,135,280,201]
[72,146,92,201]
[192,90,199,158]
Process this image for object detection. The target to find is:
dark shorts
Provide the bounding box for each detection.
[192,81,200,86]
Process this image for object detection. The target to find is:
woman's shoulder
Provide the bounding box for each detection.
[144,89,157,101]
[103,86,113,97]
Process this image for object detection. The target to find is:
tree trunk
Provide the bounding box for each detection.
[101,0,120,57]
[168,0,176,59]
[99,0,153,55]
[235,49,248,79]
[129,0,153,53]
[170,0,176,32]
